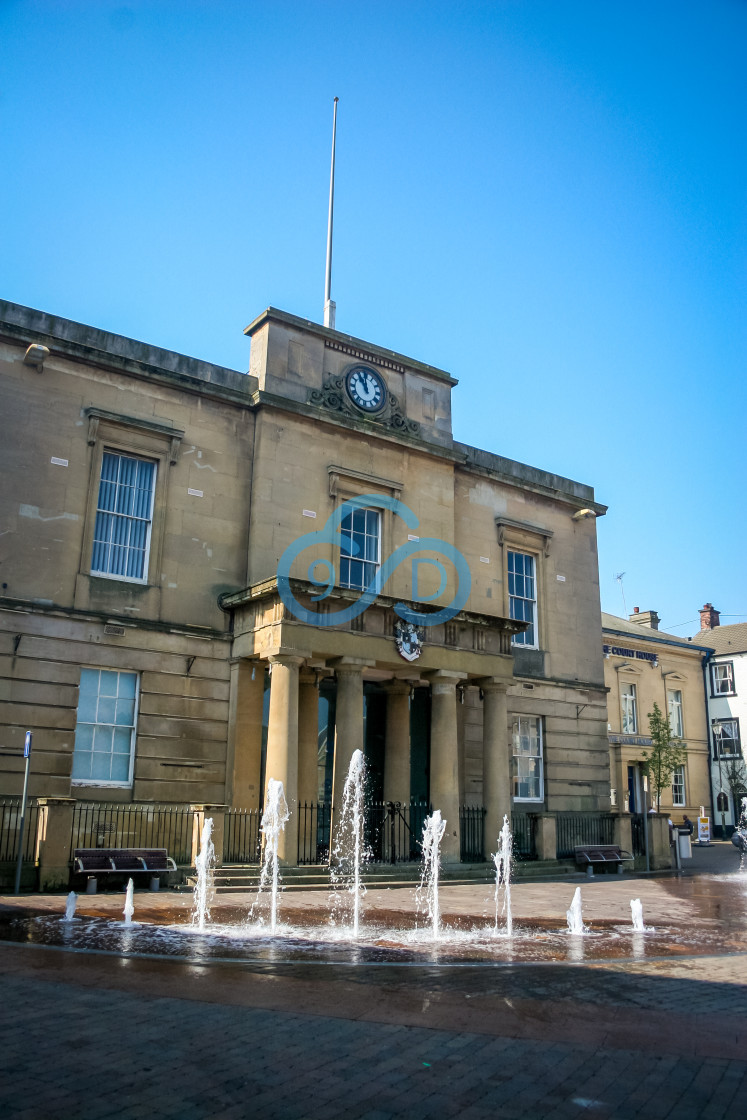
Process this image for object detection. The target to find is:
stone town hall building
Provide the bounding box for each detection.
[0,300,609,864]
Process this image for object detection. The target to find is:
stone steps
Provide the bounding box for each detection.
[182,859,582,893]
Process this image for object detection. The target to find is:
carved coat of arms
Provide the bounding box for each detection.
[394,619,424,662]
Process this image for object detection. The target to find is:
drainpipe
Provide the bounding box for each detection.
[700,652,719,835]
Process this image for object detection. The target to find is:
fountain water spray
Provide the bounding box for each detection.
[492,815,513,937]
[630,898,646,932]
[417,810,446,941]
[123,878,135,926]
[330,749,368,937]
[62,892,77,922]
[566,886,588,935]
[254,779,289,934]
[192,817,215,931]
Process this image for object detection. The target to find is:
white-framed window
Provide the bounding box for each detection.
[71,668,138,786]
[512,716,543,801]
[508,549,537,647]
[713,719,741,758]
[621,681,637,734]
[339,507,381,591]
[667,689,684,738]
[91,451,156,581]
[711,662,735,696]
[672,765,686,807]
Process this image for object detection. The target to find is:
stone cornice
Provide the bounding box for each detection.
[243,306,457,385]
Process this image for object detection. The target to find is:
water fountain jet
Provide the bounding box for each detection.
[192,817,215,931]
[62,892,77,922]
[566,887,588,935]
[330,749,368,937]
[253,779,289,934]
[417,810,446,942]
[630,898,646,932]
[123,878,135,926]
[492,815,513,937]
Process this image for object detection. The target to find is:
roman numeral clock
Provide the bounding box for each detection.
[345,365,387,413]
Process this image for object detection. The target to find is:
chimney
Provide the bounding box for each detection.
[699,603,720,631]
[629,608,660,630]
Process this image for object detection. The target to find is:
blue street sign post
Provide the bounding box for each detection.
[14,731,32,895]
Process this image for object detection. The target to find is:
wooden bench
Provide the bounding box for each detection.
[72,848,177,890]
[574,844,634,875]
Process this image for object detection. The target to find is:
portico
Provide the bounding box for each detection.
[222,579,521,865]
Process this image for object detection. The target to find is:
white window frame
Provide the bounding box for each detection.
[667,689,684,739]
[672,764,686,807]
[711,662,735,696]
[71,667,139,788]
[90,451,157,584]
[621,681,638,734]
[512,716,544,802]
[507,549,538,649]
[713,718,741,759]
[339,506,381,592]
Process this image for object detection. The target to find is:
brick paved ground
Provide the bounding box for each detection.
[2,857,746,1119]
[2,938,747,1120]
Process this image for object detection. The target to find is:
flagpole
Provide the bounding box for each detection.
[324,97,339,329]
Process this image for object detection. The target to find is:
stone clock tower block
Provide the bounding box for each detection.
[244,307,456,448]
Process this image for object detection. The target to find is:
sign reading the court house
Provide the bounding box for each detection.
[603,644,658,666]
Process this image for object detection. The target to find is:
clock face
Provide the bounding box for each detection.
[345,366,387,413]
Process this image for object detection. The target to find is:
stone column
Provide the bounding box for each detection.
[298,669,320,808]
[38,797,76,891]
[426,671,466,864]
[478,678,510,860]
[383,681,411,805]
[331,658,366,832]
[226,660,265,810]
[264,653,304,864]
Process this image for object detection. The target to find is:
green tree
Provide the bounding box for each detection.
[639,702,688,811]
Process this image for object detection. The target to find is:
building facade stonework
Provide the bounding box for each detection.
[693,605,747,834]
[0,301,610,864]
[603,609,712,826]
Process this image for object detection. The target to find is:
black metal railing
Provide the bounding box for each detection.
[0,800,40,864]
[70,803,194,865]
[511,813,539,860]
[631,814,646,857]
[297,801,431,865]
[459,805,486,862]
[223,808,261,863]
[367,801,430,864]
[556,813,615,859]
[297,802,332,865]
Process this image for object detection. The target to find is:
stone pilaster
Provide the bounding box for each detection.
[226,660,265,810]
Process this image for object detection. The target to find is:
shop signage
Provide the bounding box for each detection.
[603,644,658,666]
[608,734,653,746]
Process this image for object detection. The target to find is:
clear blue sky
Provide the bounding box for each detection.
[3,1,745,634]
